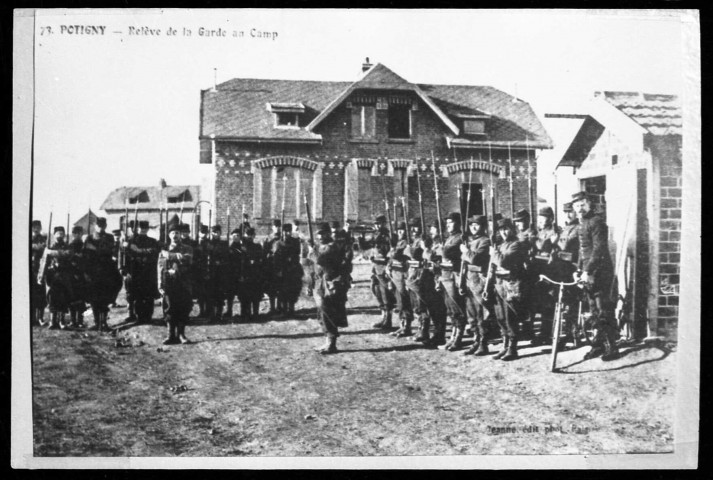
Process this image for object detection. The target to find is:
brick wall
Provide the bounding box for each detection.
[210,94,539,236]
[650,135,682,338]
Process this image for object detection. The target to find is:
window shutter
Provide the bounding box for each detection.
[344,160,359,222]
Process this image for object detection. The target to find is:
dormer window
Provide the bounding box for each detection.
[388,104,411,139]
[268,102,305,129]
[167,190,192,203]
[128,191,150,204]
[463,119,485,135]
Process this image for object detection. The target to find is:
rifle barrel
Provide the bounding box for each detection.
[431,152,443,240]
[416,167,426,234]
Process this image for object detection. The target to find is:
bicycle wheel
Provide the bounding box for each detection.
[550,302,563,372]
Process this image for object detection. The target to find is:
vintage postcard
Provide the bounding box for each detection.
[12,8,700,469]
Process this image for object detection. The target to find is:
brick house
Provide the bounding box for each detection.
[99,180,202,239]
[199,60,552,236]
[548,92,682,340]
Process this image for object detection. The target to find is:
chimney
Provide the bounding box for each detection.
[159,178,167,189]
[362,57,373,73]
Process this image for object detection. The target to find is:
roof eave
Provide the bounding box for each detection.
[203,135,323,145]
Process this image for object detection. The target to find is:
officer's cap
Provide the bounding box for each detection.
[138,220,150,229]
[128,220,136,230]
[513,209,530,222]
[32,220,42,228]
[180,223,190,233]
[200,224,209,234]
[445,211,461,223]
[282,223,293,232]
[497,218,514,230]
[245,227,256,237]
[374,215,387,224]
[468,215,487,226]
[538,206,554,218]
[408,217,421,228]
[112,229,122,235]
[168,223,181,233]
[293,219,301,227]
[272,219,282,228]
[231,228,241,236]
[397,221,407,231]
[211,225,222,232]
[316,222,331,236]
[330,220,341,229]
[72,226,83,234]
[96,217,107,227]
[571,191,589,203]
[54,226,65,234]
[563,202,574,212]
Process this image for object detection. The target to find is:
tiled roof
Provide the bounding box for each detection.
[100,185,201,211]
[596,91,681,136]
[200,64,552,148]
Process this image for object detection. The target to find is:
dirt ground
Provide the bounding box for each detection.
[31,260,676,457]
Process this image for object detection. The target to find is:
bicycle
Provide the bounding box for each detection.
[538,274,584,372]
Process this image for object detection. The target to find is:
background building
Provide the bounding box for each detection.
[199,60,552,235]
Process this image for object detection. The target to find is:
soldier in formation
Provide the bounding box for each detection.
[530,206,562,343]
[37,226,73,329]
[556,201,583,346]
[124,220,160,324]
[262,220,283,316]
[67,226,88,328]
[438,212,467,352]
[370,215,397,330]
[388,221,413,337]
[274,223,304,317]
[84,217,123,331]
[31,220,48,325]
[238,227,265,322]
[157,223,193,344]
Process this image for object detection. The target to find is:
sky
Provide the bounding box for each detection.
[27,9,692,228]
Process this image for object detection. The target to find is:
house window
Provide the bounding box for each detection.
[351,105,376,139]
[275,112,300,128]
[463,119,485,135]
[388,104,411,139]
[167,190,192,203]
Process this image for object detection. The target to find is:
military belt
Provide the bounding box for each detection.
[467,265,483,273]
[557,251,574,262]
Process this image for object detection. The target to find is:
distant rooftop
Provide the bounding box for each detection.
[595,91,681,136]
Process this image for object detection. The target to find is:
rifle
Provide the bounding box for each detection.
[484,144,498,301]
[304,192,314,245]
[416,165,426,235]
[281,173,287,241]
[46,211,53,248]
[241,204,246,239]
[400,196,410,244]
[526,135,535,217]
[66,211,70,238]
[380,174,394,246]
[431,152,443,241]
[458,157,474,291]
[226,206,231,242]
[507,142,515,218]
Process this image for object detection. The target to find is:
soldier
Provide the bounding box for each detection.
[572,191,620,361]
[206,225,229,321]
[125,220,160,324]
[513,209,538,249]
[157,223,193,344]
[369,214,396,330]
[308,222,349,354]
[37,226,73,329]
[331,221,354,290]
[460,215,493,356]
[83,217,122,331]
[486,218,530,361]
[110,228,124,309]
[31,220,48,326]
[437,212,467,351]
[422,219,448,345]
[554,202,583,346]
[194,225,210,317]
[274,223,303,317]
[531,206,562,344]
[67,226,88,328]
[263,219,283,316]
[238,227,265,322]
[388,221,414,337]
[224,228,243,320]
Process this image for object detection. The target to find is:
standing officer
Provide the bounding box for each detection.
[572,191,619,361]
[263,219,283,316]
[486,218,530,361]
[67,225,88,328]
[125,220,160,324]
[31,220,48,326]
[238,227,265,322]
[370,214,396,330]
[460,215,493,356]
[388,221,413,337]
[37,226,73,329]
[158,223,193,344]
[308,222,349,354]
[84,217,122,331]
[438,212,467,351]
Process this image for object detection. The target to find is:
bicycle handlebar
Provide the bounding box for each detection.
[538,274,582,287]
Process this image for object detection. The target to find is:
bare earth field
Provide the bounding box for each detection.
[31,261,676,457]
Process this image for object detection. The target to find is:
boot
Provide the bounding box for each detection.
[315,336,338,354]
[48,312,60,330]
[501,337,519,361]
[177,324,190,344]
[393,316,413,338]
[59,313,69,329]
[163,322,179,345]
[373,310,392,330]
[474,329,490,356]
[75,313,85,328]
[35,308,46,326]
[426,320,447,347]
[493,336,510,360]
[414,316,430,343]
[584,329,605,359]
[464,331,481,355]
[444,321,457,349]
[446,327,464,351]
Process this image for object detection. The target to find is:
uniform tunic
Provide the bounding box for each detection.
[225,240,243,298]
[126,234,160,320]
[83,232,122,312]
[388,236,413,325]
[262,233,282,300]
[238,239,265,305]
[309,239,348,337]
[370,228,396,311]
[274,235,305,304]
[38,240,73,314]
[67,238,88,313]
[438,231,466,328]
[461,233,492,333]
[31,233,48,312]
[157,242,194,321]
